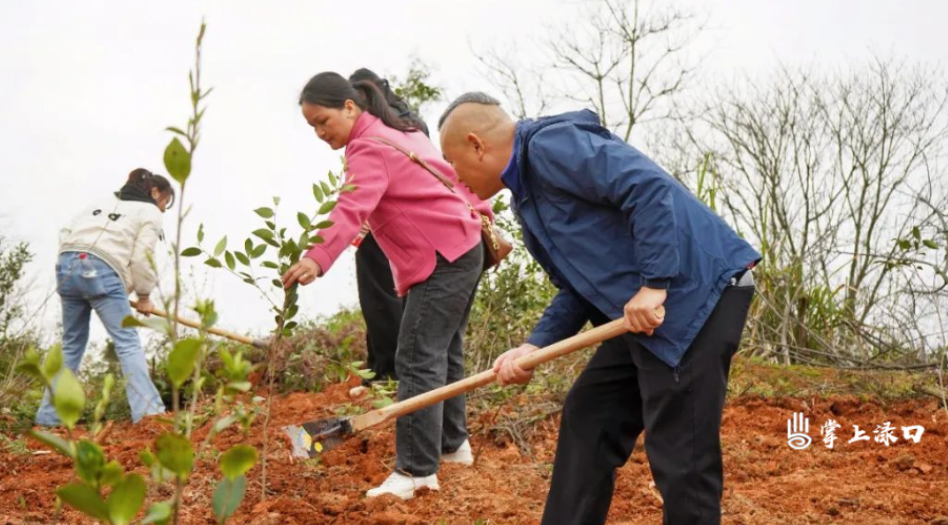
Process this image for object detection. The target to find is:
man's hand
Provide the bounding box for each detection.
[493,343,540,385]
[135,296,155,316]
[624,287,667,336]
[282,258,321,289]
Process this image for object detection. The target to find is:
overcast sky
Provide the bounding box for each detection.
[1,0,945,349]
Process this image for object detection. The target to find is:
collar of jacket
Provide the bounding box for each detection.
[512,109,602,207]
[347,111,380,144]
[500,128,524,201]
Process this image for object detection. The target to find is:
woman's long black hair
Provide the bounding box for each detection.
[299,71,415,133]
[348,68,429,136]
[117,168,175,209]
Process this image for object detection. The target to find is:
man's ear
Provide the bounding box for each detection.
[467,132,487,160]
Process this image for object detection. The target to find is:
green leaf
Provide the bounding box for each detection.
[261,261,279,270]
[226,381,252,393]
[94,373,116,423]
[121,315,171,333]
[320,181,332,197]
[75,440,106,486]
[166,126,187,137]
[271,278,283,289]
[317,201,336,215]
[205,258,223,268]
[213,415,239,435]
[142,501,173,525]
[163,137,191,184]
[312,183,324,203]
[235,251,250,266]
[102,368,115,392]
[167,338,201,389]
[225,251,236,271]
[328,171,338,186]
[912,226,921,240]
[898,239,912,250]
[212,476,247,522]
[57,482,110,522]
[310,235,324,245]
[251,244,267,258]
[923,239,939,249]
[313,220,334,230]
[100,460,124,487]
[28,429,74,458]
[297,212,311,231]
[254,207,274,219]
[218,347,235,371]
[15,346,43,380]
[252,229,278,247]
[139,450,156,468]
[244,238,253,254]
[53,368,85,429]
[107,473,146,525]
[214,236,228,257]
[252,229,273,240]
[220,445,258,480]
[197,223,205,243]
[181,247,202,257]
[42,345,63,382]
[341,184,358,193]
[272,196,281,207]
[155,433,194,480]
[265,221,276,230]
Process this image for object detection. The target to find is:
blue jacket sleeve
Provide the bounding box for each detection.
[526,286,589,348]
[527,123,680,287]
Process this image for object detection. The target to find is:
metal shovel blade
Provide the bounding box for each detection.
[283,417,354,458]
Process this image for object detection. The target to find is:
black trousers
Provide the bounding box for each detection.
[355,232,404,381]
[541,285,755,525]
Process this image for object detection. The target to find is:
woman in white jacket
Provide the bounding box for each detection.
[36,168,171,426]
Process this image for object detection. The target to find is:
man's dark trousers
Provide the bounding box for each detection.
[541,284,755,525]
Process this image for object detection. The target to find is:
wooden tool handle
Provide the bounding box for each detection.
[350,311,663,432]
[129,301,269,349]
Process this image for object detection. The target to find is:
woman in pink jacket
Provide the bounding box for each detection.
[282,72,491,500]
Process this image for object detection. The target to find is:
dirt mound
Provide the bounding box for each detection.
[2,384,947,524]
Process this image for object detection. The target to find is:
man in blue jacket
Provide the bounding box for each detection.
[439,93,760,525]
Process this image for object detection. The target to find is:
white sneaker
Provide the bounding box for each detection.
[366,471,440,500]
[442,439,474,466]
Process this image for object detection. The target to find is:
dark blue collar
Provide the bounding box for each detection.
[500,129,523,199]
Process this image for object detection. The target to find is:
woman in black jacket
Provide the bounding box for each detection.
[347,68,429,382]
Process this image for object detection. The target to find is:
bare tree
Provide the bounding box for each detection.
[471,45,551,120]
[550,0,704,140]
[473,0,704,139]
[684,58,948,366]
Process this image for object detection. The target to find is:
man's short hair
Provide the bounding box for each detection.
[438,92,503,131]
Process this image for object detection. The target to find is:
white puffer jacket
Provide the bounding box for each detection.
[59,196,165,296]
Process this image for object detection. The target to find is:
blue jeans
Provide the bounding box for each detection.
[35,252,166,426]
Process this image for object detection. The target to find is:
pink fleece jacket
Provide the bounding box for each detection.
[305,113,493,296]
